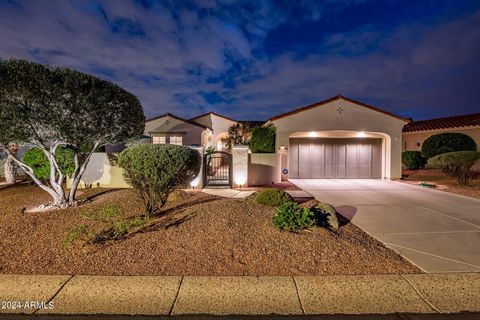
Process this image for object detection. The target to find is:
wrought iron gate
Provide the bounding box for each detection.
[204,151,232,187]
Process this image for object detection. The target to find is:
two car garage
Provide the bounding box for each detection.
[288,137,383,179]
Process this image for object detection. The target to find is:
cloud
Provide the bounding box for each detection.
[0,0,479,121]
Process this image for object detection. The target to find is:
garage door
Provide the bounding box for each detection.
[289,138,382,178]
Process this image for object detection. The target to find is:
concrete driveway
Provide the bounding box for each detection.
[290,179,480,273]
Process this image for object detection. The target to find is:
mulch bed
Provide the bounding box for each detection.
[402,169,480,199]
[0,184,420,276]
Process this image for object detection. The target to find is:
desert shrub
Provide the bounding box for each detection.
[310,202,340,231]
[254,189,292,207]
[80,205,124,222]
[428,151,480,186]
[402,151,426,170]
[273,201,315,231]
[62,224,92,249]
[23,147,75,180]
[421,133,476,159]
[250,125,276,153]
[118,144,201,214]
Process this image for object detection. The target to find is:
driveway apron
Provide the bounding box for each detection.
[290,179,480,272]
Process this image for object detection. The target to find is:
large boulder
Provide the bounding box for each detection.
[311,202,340,231]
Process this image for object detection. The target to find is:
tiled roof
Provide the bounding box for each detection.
[403,113,480,133]
[268,95,410,122]
[145,113,208,129]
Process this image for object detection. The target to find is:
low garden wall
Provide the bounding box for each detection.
[248,153,277,186]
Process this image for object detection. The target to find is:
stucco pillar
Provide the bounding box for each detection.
[189,146,204,189]
[232,145,249,188]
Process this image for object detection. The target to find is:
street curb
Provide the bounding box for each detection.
[1,273,479,316]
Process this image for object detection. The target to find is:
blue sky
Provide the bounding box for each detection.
[1,0,479,121]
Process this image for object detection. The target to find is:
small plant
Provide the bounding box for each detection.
[428,151,480,186]
[421,133,476,159]
[254,189,292,207]
[92,215,150,242]
[80,205,125,222]
[402,151,426,170]
[273,201,315,231]
[113,216,149,238]
[62,224,92,249]
[250,125,276,153]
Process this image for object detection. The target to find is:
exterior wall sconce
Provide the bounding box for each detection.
[279,145,287,151]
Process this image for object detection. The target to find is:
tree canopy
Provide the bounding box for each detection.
[0,59,145,206]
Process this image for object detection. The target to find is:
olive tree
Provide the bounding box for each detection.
[0,59,145,207]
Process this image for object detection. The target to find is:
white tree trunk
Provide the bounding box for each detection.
[4,155,17,184]
[68,142,99,204]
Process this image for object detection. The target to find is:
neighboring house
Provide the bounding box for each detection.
[144,112,238,151]
[402,113,480,152]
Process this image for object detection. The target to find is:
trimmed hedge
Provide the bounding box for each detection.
[254,188,291,207]
[428,151,480,186]
[23,147,75,180]
[402,151,426,170]
[250,125,276,153]
[118,144,201,213]
[421,133,476,159]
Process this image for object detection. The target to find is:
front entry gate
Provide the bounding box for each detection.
[204,151,232,188]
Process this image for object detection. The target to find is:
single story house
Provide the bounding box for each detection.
[402,113,480,152]
[145,95,409,182]
[63,95,479,189]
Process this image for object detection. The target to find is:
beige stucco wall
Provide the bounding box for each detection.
[66,153,130,189]
[191,113,237,150]
[248,153,277,186]
[403,127,480,151]
[145,115,204,146]
[270,98,407,180]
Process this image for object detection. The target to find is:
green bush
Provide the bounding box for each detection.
[254,189,292,207]
[250,125,276,153]
[421,133,476,159]
[402,151,426,170]
[118,144,201,214]
[428,151,480,186]
[272,201,315,231]
[23,147,75,180]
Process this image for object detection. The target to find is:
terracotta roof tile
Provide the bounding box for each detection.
[403,113,480,133]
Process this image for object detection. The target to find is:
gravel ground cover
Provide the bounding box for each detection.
[0,184,419,275]
[403,169,480,199]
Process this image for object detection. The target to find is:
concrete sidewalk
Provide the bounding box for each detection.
[1,273,479,316]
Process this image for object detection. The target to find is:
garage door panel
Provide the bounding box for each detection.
[310,139,325,178]
[335,143,346,178]
[289,137,382,179]
[298,139,310,178]
[324,141,335,178]
[289,139,299,178]
[358,142,372,178]
[346,142,358,178]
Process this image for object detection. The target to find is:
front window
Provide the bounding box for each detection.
[152,136,166,144]
[169,136,183,145]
